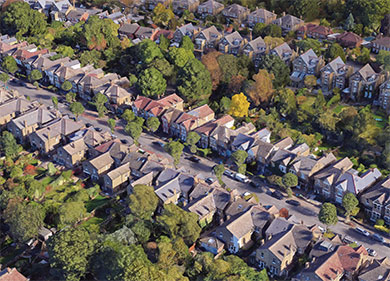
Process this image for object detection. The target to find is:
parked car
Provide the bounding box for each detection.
[120,139,129,144]
[153,141,165,147]
[234,173,249,183]
[371,233,385,243]
[205,177,215,184]
[317,226,326,234]
[161,137,169,141]
[223,170,234,177]
[85,123,93,128]
[271,190,284,200]
[355,227,370,237]
[343,235,356,245]
[187,156,200,163]
[250,181,260,188]
[286,199,300,206]
[95,127,103,132]
[367,248,377,257]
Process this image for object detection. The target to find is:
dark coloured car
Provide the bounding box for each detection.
[205,177,215,184]
[286,200,301,206]
[250,181,261,188]
[271,190,284,200]
[187,156,200,163]
[371,233,385,243]
[120,139,129,144]
[152,141,165,147]
[95,127,103,132]
[85,123,93,128]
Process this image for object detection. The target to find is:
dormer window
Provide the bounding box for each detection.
[233,39,240,46]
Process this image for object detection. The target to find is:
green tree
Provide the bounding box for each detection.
[157,203,201,245]
[129,185,159,220]
[4,201,45,242]
[0,72,9,86]
[56,45,74,57]
[342,192,359,222]
[47,227,96,281]
[107,118,116,133]
[137,67,166,98]
[258,54,290,87]
[29,69,42,83]
[180,35,194,52]
[282,173,298,188]
[165,141,184,167]
[220,97,231,113]
[66,92,76,103]
[376,50,390,71]
[47,162,57,176]
[128,74,138,86]
[121,109,135,123]
[357,47,371,64]
[1,131,21,159]
[260,24,282,37]
[345,13,355,31]
[125,122,142,144]
[159,34,170,51]
[80,15,119,50]
[213,164,225,186]
[79,50,102,68]
[58,201,87,227]
[1,1,47,38]
[232,150,248,174]
[186,131,200,153]
[318,202,338,230]
[325,43,346,62]
[177,58,212,103]
[52,96,58,109]
[2,56,18,74]
[70,102,85,119]
[274,88,297,117]
[61,81,73,92]
[137,39,164,64]
[149,58,174,78]
[320,19,331,27]
[93,92,108,118]
[168,47,195,68]
[292,0,320,21]
[131,220,151,244]
[252,22,267,38]
[146,116,160,133]
[296,39,322,55]
[152,3,175,27]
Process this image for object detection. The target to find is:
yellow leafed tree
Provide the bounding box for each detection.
[228,93,250,117]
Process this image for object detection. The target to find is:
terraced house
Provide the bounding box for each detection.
[218,31,246,55]
[247,8,277,26]
[320,56,351,94]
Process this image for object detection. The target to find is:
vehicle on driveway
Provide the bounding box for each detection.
[271,190,284,200]
[223,170,234,177]
[85,123,93,128]
[187,156,200,163]
[120,139,129,144]
[367,248,377,257]
[355,227,370,237]
[95,127,103,132]
[205,177,215,184]
[234,173,249,183]
[343,235,357,245]
[286,199,300,206]
[371,233,385,243]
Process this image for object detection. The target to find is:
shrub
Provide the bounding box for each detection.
[376,219,385,226]
[374,225,390,233]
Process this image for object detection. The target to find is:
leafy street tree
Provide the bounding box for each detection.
[66,92,76,103]
[342,192,359,222]
[1,1,47,38]
[232,150,248,174]
[137,67,166,98]
[318,202,338,230]
[52,96,58,109]
[70,102,85,119]
[282,173,298,188]
[186,131,200,153]
[93,92,108,118]
[258,54,290,87]
[146,116,160,133]
[122,109,135,123]
[253,22,267,38]
[29,69,42,82]
[125,122,142,144]
[157,203,201,245]
[47,227,96,281]
[180,36,194,52]
[129,185,159,220]
[296,38,322,55]
[0,131,22,159]
[149,58,174,78]
[304,75,317,89]
[4,201,45,242]
[61,81,73,92]
[107,118,116,133]
[177,58,212,103]
[137,39,164,64]
[2,56,18,74]
[165,141,184,168]
[228,93,250,117]
[0,72,9,86]
[58,201,87,227]
[325,43,346,62]
[168,47,195,68]
[213,164,225,186]
[260,24,282,37]
[377,50,390,71]
[247,69,274,105]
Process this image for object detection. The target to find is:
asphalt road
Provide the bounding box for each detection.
[6,77,390,259]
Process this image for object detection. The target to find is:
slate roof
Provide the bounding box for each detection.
[185,192,216,219]
[198,25,221,41]
[360,177,390,205]
[223,31,243,45]
[177,23,197,36]
[373,36,390,48]
[265,217,294,237]
[223,208,254,239]
[11,107,57,130]
[106,162,130,181]
[358,257,390,281]
[249,8,276,21]
[335,168,381,195]
[225,197,254,217]
[272,42,292,58]
[222,4,248,16]
[89,152,114,170]
[33,118,84,142]
[0,97,35,118]
[274,137,293,150]
[324,56,346,73]
[246,36,266,51]
[154,176,181,202]
[299,48,319,67]
[272,14,303,29]
[198,0,224,12]
[356,64,378,81]
[62,138,87,155]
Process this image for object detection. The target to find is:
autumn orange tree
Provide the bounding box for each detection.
[201,51,222,90]
[247,69,274,105]
[228,93,250,117]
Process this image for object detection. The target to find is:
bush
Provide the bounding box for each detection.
[374,225,390,233]
[376,219,385,226]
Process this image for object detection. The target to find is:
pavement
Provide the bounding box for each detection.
[6,76,390,259]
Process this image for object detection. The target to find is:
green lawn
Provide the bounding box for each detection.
[85,195,110,212]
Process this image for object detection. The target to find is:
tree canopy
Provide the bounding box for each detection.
[318,202,338,228]
[228,93,250,117]
[129,185,159,220]
[165,141,184,167]
[80,15,120,50]
[137,67,166,98]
